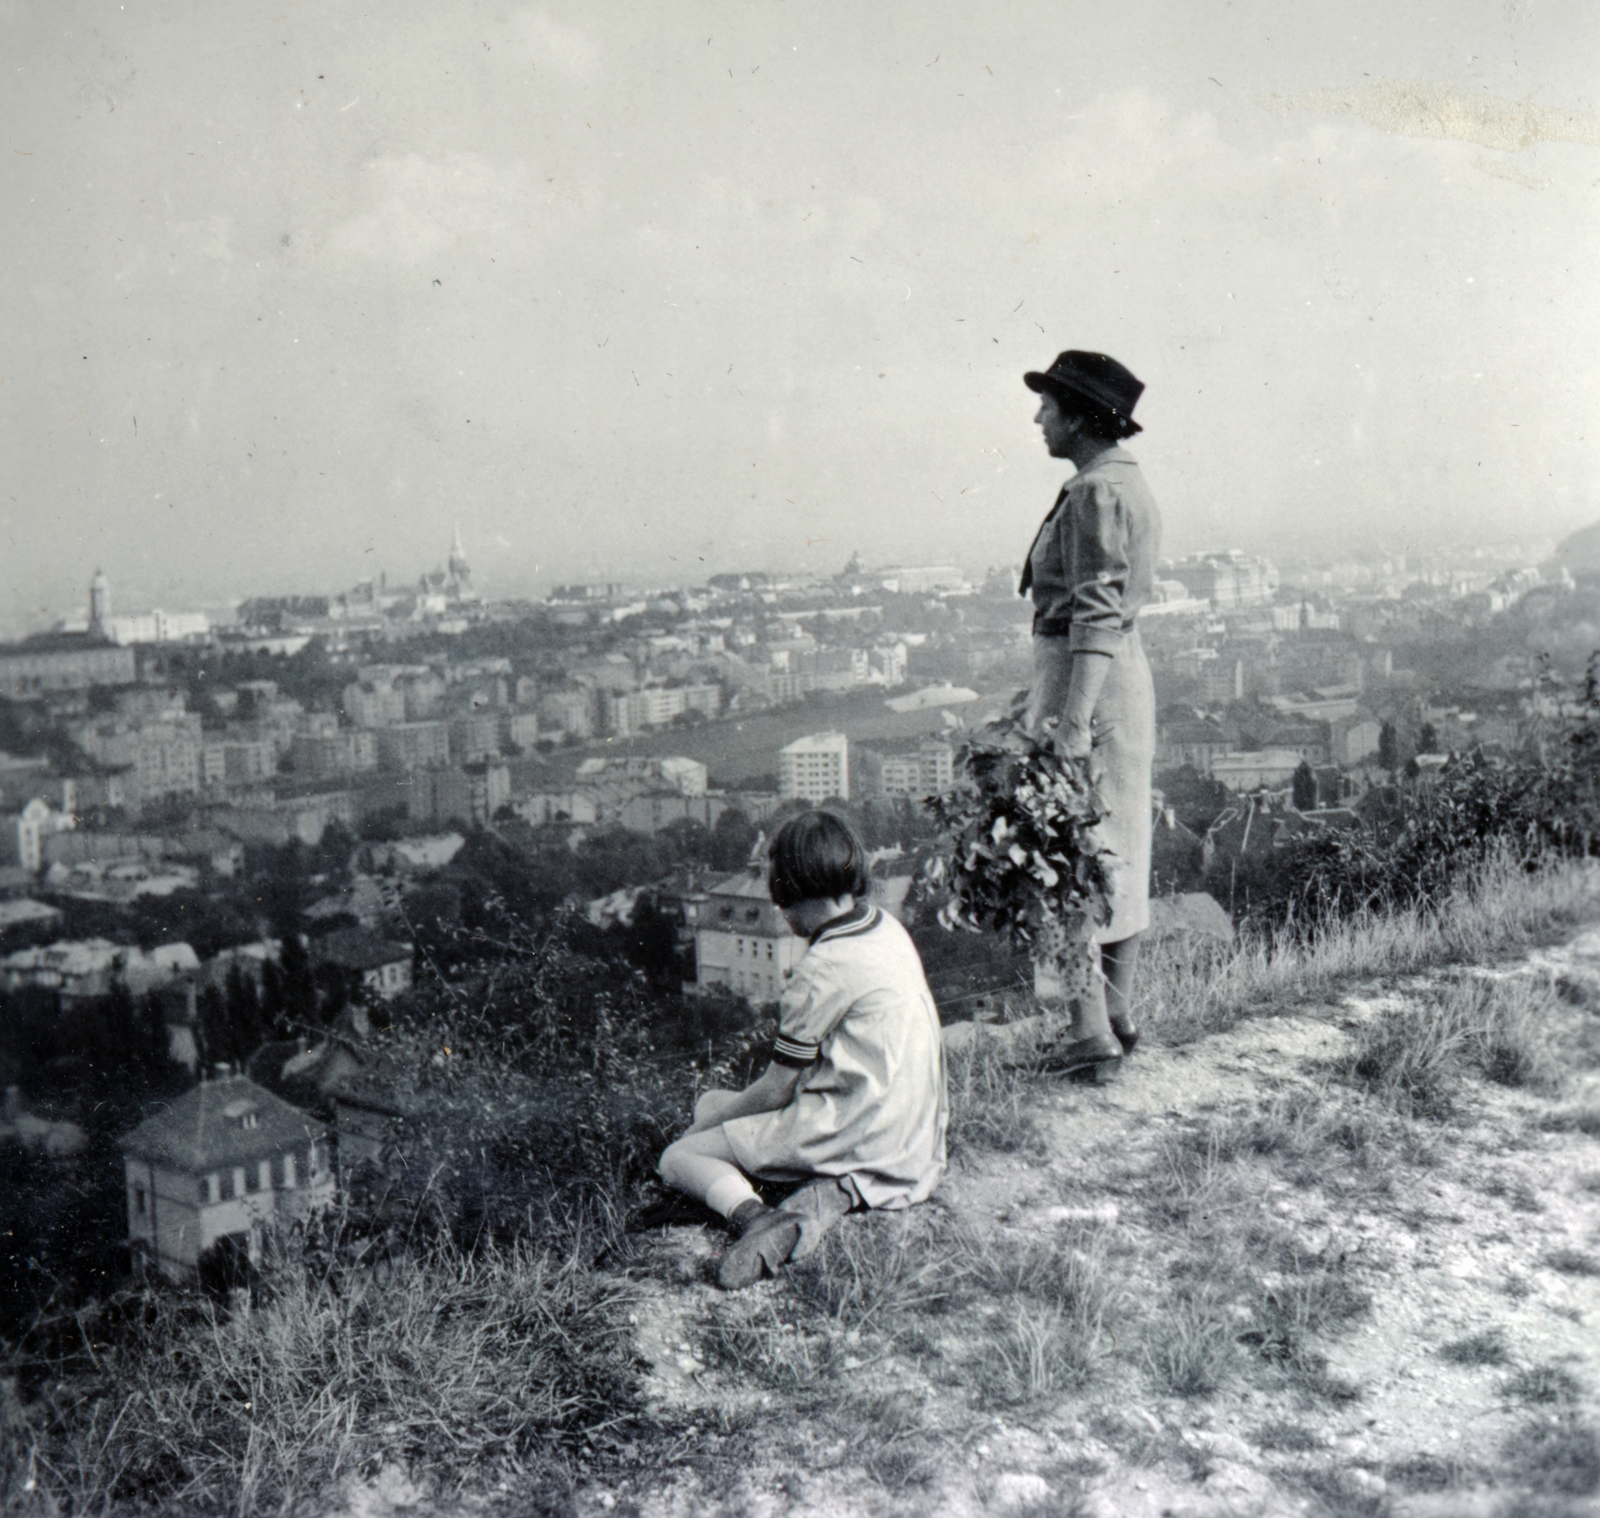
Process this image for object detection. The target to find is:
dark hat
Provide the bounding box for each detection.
[1024,350,1144,436]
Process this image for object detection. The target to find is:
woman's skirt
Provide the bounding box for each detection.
[1026,628,1154,945]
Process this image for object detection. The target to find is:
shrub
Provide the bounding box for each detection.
[1247,656,1600,936]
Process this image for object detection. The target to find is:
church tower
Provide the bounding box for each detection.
[89,569,111,638]
[447,522,471,595]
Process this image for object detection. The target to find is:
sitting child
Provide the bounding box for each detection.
[659,810,948,1289]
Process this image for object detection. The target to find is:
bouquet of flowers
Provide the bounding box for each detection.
[920,706,1111,961]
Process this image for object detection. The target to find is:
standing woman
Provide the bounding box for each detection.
[1018,351,1161,1080]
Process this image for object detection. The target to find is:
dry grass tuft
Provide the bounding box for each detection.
[1542,1248,1600,1277]
[987,1301,1095,1404]
[6,1235,641,1515]
[1253,1419,1323,1452]
[1138,1112,1374,1403]
[1176,1084,1425,1183]
[700,1210,965,1394]
[1502,1413,1600,1498]
[1384,1450,1484,1492]
[788,1209,965,1333]
[1504,1364,1587,1406]
[702,1208,1122,1426]
[1438,1328,1513,1366]
[1241,1263,1370,1377]
[1337,973,1566,1120]
[1141,857,1598,1048]
[959,1223,1118,1404]
[1541,1107,1600,1137]
[699,1301,845,1393]
[1143,1286,1241,1397]
[944,1034,1047,1157]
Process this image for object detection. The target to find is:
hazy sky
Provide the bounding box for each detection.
[3,0,1598,633]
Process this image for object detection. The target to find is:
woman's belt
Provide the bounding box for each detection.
[1031,614,1137,638]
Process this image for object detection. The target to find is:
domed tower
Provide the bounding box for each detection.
[447,522,471,596]
[89,569,111,637]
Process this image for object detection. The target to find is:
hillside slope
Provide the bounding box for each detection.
[1557,520,1600,576]
[323,908,1600,1518]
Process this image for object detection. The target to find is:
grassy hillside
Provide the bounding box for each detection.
[4,855,1598,1516]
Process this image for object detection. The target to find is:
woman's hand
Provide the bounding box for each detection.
[1057,650,1111,762]
[1057,722,1094,761]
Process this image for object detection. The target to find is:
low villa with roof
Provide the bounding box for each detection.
[311,927,414,1001]
[120,1068,335,1283]
[689,867,808,1002]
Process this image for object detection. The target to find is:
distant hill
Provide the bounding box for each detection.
[1555,519,1600,574]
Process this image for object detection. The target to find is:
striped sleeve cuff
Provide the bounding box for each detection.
[772,1034,821,1068]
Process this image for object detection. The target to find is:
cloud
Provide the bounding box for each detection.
[1263,80,1600,154]
[323,152,565,266]
[171,214,236,262]
[511,8,597,78]
[1048,89,1229,197]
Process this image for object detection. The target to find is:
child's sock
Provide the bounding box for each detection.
[706,1171,760,1219]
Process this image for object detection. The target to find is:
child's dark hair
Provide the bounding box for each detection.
[767,809,871,909]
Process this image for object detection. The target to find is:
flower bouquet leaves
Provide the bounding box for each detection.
[919,705,1112,960]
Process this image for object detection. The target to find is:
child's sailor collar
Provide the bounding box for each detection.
[809,901,882,946]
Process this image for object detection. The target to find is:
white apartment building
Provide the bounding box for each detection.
[71,715,206,802]
[341,681,407,728]
[778,732,849,803]
[603,683,723,737]
[290,730,378,778]
[538,687,598,739]
[877,739,954,801]
[105,609,211,645]
[3,798,72,873]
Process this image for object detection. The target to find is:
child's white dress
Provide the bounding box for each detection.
[721,904,949,1209]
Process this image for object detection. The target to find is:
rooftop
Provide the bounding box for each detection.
[707,869,774,901]
[779,731,849,754]
[121,1073,326,1171]
[312,927,413,973]
[0,632,122,655]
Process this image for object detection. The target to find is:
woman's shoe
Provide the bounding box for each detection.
[1110,1022,1141,1056]
[1041,1032,1124,1082]
[718,1201,803,1290]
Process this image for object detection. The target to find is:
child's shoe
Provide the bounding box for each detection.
[779,1176,858,1261]
[718,1200,803,1290]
